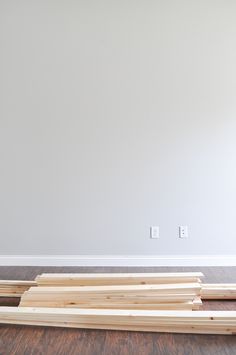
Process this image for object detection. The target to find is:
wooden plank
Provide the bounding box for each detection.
[28,283,201,293]
[21,293,196,303]
[0,281,36,287]
[37,272,204,279]
[0,308,235,334]
[201,284,236,299]
[36,272,204,286]
[0,319,235,334]
[0,280,37,298]
[0,309,230,321]
[19,301,195,310]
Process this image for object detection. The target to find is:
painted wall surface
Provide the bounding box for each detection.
[0,0,236,254]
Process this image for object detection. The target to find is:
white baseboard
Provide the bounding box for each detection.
[0,255,235,266]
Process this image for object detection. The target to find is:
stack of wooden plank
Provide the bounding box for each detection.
[18,272,203,311]
[0,280,36,297]
[1,272,236,335]
[19,283,202,310]
[201,284,236,300]
[0,307,236,334]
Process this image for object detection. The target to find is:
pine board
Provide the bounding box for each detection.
[0,307,235,335]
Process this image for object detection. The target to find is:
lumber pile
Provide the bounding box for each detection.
[0,272,236,335]
[0,307,236,334]
[201,284,236,300]
[0,280,37,297]
[19,283,202,310]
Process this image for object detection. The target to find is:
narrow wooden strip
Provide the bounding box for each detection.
[21,294,196,304]
[28,283,201,293]
[36,272,204,286]
[201,284,236,300]
[1,307,236,318]
[0,281,36,286]
[37,272,204,279]
[19,301,195,310]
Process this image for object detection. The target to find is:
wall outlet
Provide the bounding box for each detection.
[150,226,160,239]
[179,226,188,238]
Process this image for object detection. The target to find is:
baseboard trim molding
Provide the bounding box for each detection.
[0,255,235,266]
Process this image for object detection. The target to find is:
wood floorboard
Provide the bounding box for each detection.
[0,267,236,355]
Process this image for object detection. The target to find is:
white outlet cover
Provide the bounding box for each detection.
[179,226,188,238]
[150,226,160,239]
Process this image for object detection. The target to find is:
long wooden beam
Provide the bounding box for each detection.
[36,272,204,286]
[25,283,202,294]
[0,308,235,334]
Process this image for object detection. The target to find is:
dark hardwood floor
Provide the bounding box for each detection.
[0,266,236,355]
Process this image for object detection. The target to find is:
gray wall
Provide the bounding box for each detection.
[1,0,236,255]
